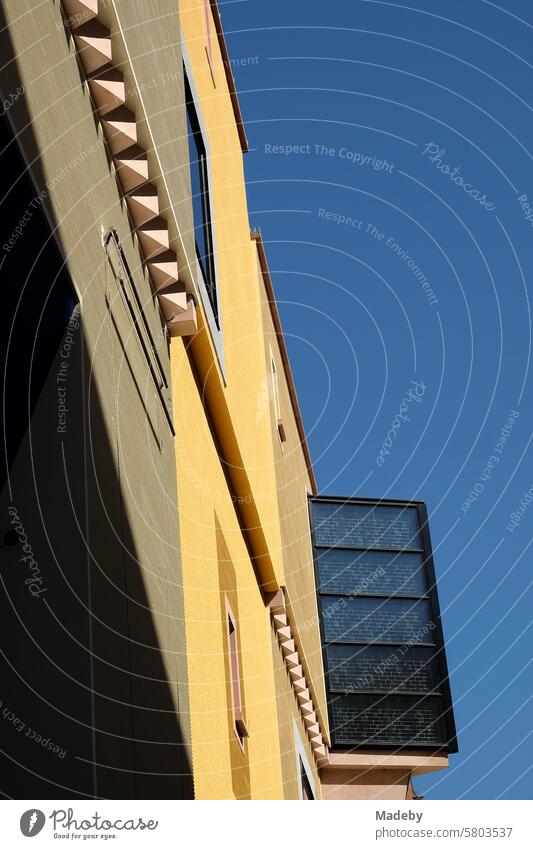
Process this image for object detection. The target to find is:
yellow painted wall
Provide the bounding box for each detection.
[171,342,284,798]
[173,0,326,798]
[179,0,284,583]
[271,631,322,798]
[255,251,329,742]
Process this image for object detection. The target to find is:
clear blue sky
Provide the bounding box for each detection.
[220,0,533,800]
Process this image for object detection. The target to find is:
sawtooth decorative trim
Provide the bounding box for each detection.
[268,589,328,767]
[61,0,197,337]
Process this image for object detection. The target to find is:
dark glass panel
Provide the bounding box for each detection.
[317,548,426,596]
[326,644,438,693]
[330,694,445,746]
[321,597,433,644]
[312,501,420,549]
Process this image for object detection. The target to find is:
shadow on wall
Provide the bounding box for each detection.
[0,13,193,800]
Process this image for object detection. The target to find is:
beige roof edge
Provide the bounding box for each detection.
[252,229,318,495]
[326,750,449,776]
[209,0,249,153]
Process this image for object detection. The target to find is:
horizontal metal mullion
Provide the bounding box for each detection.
[309,496,423,508]
[314,543,423,554]
[319,591,429,600]
[329,688,442,697]
[324,640,436,649]
[330,741,448,750]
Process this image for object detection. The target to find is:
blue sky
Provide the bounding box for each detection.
[221,0,532,799]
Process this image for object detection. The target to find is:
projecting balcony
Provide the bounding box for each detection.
[309,496,457,753]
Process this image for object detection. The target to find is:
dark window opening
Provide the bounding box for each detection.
[227,607,248,746]
[184,72,218,324]
[299,757,314,799]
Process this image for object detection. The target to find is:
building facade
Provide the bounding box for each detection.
[169,0,329,798]
[0,0,457,800]
[0,0,195,799]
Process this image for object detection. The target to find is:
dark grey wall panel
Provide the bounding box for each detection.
[0,0,193,798]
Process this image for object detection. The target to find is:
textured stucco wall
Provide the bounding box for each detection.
[256,251,329,744]
[0,0,192,798]
[174,0,326,798]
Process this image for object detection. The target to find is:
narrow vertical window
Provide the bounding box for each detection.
[270,349,286,443]
[299,757,315,800]
[226,605,248,746]
[294,721,316,800]
[203,0,215,81]
[184,71,218,322]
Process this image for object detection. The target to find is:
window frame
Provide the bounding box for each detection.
[269,346,286,444]
[184,71,218,323]
[104,229,174,433]
[181,45,226,378]
[293,720,316,800]
[226,601,249,749]
[309,496,458,752]
[299,757,315,800]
